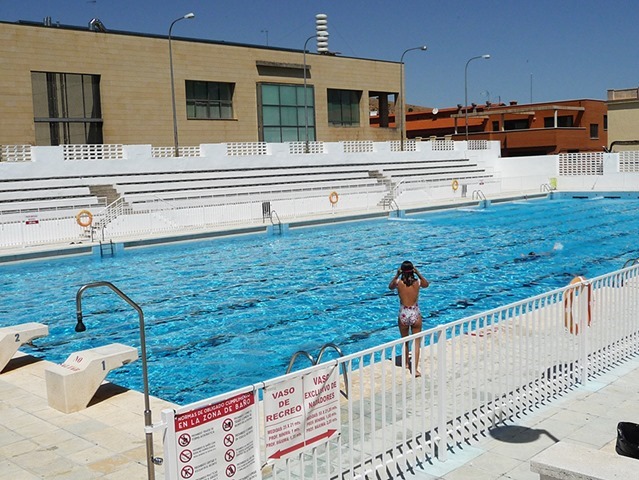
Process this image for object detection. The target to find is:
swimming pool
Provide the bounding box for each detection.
[2,196,638,404]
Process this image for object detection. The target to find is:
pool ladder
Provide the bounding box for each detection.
[622,258,639,269]
[269,210,283,235]
[99,240,115,258]
[286,342,349,399]
[471,189,486,201]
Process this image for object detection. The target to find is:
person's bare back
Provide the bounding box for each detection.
[396,280,420,307]
[389,260,429,376]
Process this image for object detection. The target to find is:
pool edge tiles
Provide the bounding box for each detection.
[0,243,93,264]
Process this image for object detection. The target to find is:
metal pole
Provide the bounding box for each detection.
[464,54,490,142]
[168,14,195,158]
[399,46,427,151]
[303,35,315,153]
[530,72,533,104]
[75,281,157,480]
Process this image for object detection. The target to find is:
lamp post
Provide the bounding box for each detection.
[75,281,158,480]
[303,14,329,153]
[399,46,427,151]
[464,54,490,141]
[169,12,195,158]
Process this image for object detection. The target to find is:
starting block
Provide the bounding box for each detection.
[45,343,139,413]
[0,322,49,372]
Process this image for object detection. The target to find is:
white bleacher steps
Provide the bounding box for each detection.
[44,343,138,413]
[0,322,49,372]
[0,186,94,203]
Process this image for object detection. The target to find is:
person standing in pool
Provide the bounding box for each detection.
[389,260,429,376]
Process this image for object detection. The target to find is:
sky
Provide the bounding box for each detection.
[2,1,638,109]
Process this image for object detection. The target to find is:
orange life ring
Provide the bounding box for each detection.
[76,209,93,227]
[452,179,459,191]
[563,276,592,334]
[329,191,339,205]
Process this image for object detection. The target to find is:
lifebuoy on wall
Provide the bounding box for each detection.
[329,191,339,205]
[76,209,93,227]
[452,179,459,191]
[564,275,592,334]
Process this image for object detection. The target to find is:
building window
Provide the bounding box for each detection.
[544,115,574,128]
[590,123,599,139]
[327,89,361,126]
[31,71,103,145]
[186,81,234,119]
[603,115,608,131]
[503,119,529,130]
[492,120,499,131]
[369,92,396,128]
[259,83,314,143]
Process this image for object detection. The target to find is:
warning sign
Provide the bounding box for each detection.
[25,215,39,225]
[264,365,340,461]
[166,391,260,480]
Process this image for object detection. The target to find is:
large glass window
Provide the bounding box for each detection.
[186,80,234,119]
[503,119,529,130]
[544,115,574,128]
[31,71,103,145]
[259,83,314,143]
[327,89,361,126]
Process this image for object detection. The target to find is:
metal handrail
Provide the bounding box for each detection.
[472,190,486,201]
[622,258,639,269]
[74,281,161,479]
[269,210,281,226]
[392,178,406,196]
[316,343,349,399]
[285,351,315,374]
[540,183,552,192]
[269,210,283,234]
[285,343,349,399]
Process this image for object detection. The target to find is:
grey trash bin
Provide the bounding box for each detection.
[616,422,639,459]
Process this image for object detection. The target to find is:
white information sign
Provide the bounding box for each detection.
[166,391,260,480]
[264,365,340,461]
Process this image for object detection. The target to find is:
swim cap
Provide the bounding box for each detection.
[401,260,414,272]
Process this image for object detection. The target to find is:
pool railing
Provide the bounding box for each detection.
[157,263,639,479]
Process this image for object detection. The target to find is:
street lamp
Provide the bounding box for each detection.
[464,54,490,141]
[168,12,195,157]
[399,46,427,151]
[302,14,329,153]
[75,281,159,480]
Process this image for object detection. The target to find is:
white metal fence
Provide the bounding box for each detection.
[0,187,386,248]
[158,265,639,480]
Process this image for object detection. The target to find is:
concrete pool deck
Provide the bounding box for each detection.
[407,354,639,480]
[2,350,638,479]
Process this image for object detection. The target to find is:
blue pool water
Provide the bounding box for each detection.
[2,196,639,405]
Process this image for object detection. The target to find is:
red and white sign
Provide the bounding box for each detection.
[166,391,260,480]
[25,215,39,225]
[264,365,340,461]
